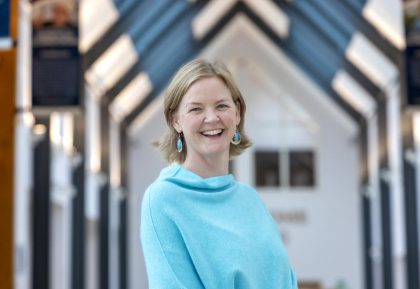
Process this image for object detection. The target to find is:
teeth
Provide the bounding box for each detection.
[202,129,222,136]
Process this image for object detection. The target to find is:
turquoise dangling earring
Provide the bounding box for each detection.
[231,128,241,145]
[177,132,183,152]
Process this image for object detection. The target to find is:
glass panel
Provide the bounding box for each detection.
[255,150,280,187]
[289,151,315,187]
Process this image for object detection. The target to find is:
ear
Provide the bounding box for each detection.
[235,100,241,126]
[171,112,182,133]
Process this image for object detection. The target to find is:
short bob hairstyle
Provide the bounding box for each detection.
[156,59,252,164]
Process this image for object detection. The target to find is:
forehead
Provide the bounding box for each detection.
[181,76,232,104]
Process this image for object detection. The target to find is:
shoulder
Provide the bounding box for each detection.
[235,181,259,197]
[143,165,181,199]
[143,178,179,208]
[142,169,186,220]
[234,181,271,212]
[236,181,255,191]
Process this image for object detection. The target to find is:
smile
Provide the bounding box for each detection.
[200,129,224,137]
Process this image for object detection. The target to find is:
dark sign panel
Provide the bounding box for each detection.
[405,46,420,105]
[404,0,420,105]
[0,0,10,38]
[31,0,81,109]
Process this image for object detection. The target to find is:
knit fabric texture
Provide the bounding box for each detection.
[141,165,297,289]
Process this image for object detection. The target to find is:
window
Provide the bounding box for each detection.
[255,151,280,187]
[289,151,315,187]
[254,149,316,190]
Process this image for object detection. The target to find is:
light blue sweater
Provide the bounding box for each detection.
[141,165,297,289]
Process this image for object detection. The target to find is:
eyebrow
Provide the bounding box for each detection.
[185,102,202,106]
[185,99,230,106]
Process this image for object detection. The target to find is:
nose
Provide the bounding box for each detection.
[204,108,219,123]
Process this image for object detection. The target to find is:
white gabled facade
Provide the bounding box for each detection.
[129,15,362,289]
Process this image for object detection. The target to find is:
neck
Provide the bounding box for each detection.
[182,154,229,178]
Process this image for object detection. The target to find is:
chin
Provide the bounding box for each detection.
[201,146,230,157]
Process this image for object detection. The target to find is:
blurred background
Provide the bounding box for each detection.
[1,0,420,289]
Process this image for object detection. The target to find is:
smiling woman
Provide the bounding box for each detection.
[156,59,252,167]
[141,59,298,289]
[171,76,242,177]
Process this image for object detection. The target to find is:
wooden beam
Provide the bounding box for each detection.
[0,0,18,288]
[11,0,18,39]
[0,49,16,289]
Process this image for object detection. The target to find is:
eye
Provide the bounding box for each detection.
[189,107,202,113]
[217,103,229,110]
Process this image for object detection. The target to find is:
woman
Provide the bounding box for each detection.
[141,59,297,289]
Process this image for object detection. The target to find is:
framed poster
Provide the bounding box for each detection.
[31,0,82,110]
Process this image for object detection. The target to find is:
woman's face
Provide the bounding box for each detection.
[172,76,240,163]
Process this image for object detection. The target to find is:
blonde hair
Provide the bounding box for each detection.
[156,59,252,163]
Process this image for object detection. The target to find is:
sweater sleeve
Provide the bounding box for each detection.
[140,187,204,289]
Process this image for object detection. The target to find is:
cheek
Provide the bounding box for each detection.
[182,115,201,131]
[221,111,238,124]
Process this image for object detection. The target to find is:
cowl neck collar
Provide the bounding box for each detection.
[159,165,235,193]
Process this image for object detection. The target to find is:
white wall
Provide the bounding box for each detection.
[128,105,166,289]
[200,15,362,288]
[237,75,362,288]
